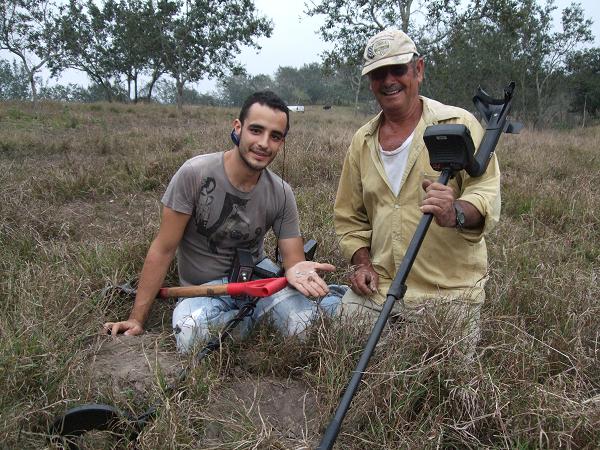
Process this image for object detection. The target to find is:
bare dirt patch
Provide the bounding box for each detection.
[86,333,321,447]
[87,333,182,397]
[202,376,320,447]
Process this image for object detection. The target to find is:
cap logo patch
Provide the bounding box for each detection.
[366,39,390,60]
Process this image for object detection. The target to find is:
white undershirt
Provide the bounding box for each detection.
[379,130,415,196]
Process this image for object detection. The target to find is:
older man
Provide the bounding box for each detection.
[334,29,501,350]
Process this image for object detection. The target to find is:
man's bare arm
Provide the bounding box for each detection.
[103,207,190,336]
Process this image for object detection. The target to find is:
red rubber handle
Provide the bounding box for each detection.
[226,277,288,297]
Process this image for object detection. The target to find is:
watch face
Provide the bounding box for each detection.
[454,204,466,228]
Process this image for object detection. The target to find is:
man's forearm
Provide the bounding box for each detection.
[128,243,176,326]
[351,247,373,266]
[455,199,484,229]
[278,237,306,271]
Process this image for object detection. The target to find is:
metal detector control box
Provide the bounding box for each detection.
[230,248,254,283]
[423,124,475,173]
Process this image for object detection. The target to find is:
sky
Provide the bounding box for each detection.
[213,0,600,93]
[5,0,600,92]
[237,0,600,76]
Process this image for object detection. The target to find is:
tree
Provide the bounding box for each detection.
[158,0,273,110]
[154,78,219,105]
[425,0,594,126]
[304,0,386,110]
[39,82,122,102]
[424,0,542,112]
[52,0,124,101]
[0,58,30,99]
[567,47,600,123]
[110,0,172,102]
[53,0,178,103]
[272,63,354,105]
[111,0,150,102]
[275,66,310,104]
[0,0,62,102]
[219,73,274,106]
[304,0,483,110]
[526,2,594,127]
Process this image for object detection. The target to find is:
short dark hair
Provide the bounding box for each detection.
[239,91,290,136]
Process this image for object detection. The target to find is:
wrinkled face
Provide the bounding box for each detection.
[368,58,424,114]
[233,103,287,172]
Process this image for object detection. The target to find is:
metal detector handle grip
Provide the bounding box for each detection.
[468,81,521,177]
[227,277,288,297]
[157,277,288,299]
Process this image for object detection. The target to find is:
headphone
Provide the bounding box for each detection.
[231,129,240,146]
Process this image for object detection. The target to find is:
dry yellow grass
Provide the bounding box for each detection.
[1,100,599,449]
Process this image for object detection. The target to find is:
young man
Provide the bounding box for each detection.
[105,91,343,352]
[334,29,501,354]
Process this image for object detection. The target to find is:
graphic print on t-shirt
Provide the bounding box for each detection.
[195,177,262,255]
[197,176,216,230]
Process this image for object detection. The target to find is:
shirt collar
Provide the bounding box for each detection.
[365,96,463,136]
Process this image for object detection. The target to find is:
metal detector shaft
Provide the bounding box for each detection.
[318,168,452,450]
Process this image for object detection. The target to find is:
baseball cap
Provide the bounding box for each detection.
[362,29,420,76]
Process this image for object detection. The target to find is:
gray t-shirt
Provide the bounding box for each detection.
[161,152,300,285]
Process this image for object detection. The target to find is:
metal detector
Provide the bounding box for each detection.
[317,82,522,449]
[48,239,319,448]
[48,277,287,449]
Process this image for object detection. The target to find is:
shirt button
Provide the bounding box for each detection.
[394,204,400,209]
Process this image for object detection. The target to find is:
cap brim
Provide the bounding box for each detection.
[362,53,417,76]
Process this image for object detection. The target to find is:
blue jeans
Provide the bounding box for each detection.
[172,277,346,353]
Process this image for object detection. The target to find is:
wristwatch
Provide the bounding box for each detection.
[453,201,466,230]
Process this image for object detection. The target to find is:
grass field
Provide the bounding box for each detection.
[1,100,600,449]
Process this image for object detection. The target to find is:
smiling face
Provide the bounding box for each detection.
[233,103,287,172]
[369,57,424,116]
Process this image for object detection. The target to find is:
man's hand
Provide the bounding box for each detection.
[420,179,484,229]
[286,261,335,297]
[102,319,144,337]
[420,179,456,227]
[349,263,379,296]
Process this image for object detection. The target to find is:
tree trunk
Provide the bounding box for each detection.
[29,72,37,105]
[582,93,587,128]
[102,81,114,103]
[145,68,162,101]
[352,72,362,114]
[176,79,185,112]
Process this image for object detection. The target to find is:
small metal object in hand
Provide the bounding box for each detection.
[295,270,316,277]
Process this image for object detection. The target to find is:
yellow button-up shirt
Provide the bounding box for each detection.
[334,96,501,306]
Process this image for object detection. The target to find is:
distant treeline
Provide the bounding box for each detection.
[0,59,374,106]
[1,0,599,127]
